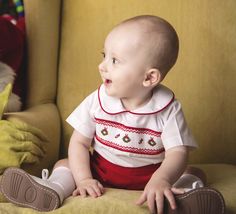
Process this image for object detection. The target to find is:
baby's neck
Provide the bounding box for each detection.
[121,92,153,111]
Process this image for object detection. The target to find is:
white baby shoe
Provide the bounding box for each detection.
[1,167,64,211]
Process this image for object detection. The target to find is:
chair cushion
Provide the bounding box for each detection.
[0,164,235,213]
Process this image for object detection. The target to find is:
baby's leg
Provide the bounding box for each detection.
[0,159,76,212]
[53,158,70,169]
[47,158,76,199]
[183,166,207,185]
[165,166,226,214]
[173,166,206,192]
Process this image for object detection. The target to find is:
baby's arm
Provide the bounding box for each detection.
[136,146,188,214]
[68,130,104,198]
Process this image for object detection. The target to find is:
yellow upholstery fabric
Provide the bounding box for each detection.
[24,0,61,107]
[0,0,236,213]
[1,164,236,213]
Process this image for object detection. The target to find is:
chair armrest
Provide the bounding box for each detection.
[4,103,61,176]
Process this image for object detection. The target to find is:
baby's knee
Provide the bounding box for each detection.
[184,166,207,185]
[53,158,69,169]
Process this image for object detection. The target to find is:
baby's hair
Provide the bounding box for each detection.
[120,15,179,79]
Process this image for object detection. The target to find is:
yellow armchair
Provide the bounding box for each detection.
[0,0,236,213]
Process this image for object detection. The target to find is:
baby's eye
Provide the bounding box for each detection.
[112,58,119,64]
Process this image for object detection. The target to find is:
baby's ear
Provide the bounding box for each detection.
[143,68,161,87]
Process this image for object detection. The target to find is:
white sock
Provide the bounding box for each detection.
[48,167,76,200]
[32,167,76,204]
[173,174,204,192]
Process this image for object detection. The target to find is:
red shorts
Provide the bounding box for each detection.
[90,151,161,190]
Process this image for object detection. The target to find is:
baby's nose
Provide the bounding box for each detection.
[98,61,107,73]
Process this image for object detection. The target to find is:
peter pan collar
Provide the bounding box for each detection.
[98,84,175,115]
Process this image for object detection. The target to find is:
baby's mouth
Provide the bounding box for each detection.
[105,79,112,85]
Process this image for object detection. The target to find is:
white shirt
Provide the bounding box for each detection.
[66,84,197,167]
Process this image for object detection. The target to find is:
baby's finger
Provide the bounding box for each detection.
[147,193,156,214]
[93,183,103,196]
[98,182,105,194]
[72,189,79,197]
[87,186,98,198]
[171,187,185,195]
[164,189,176,210]
[155,193,164,214]
[79,188,87,198]
[136,191,147,205]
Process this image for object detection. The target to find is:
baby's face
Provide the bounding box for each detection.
[98,23,152,99]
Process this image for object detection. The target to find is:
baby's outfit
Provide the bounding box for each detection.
[66,84,197,189]
[0,84,225,213]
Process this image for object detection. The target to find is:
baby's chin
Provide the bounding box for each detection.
[103,86,115,97]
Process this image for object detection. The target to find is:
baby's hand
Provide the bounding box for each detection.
[73,178,104,198]
[136,179,181,214]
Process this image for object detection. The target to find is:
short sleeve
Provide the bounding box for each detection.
[161,100,198,150]
[66,92,97,139]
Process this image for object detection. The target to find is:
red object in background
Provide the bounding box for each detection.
[0,15,25,100]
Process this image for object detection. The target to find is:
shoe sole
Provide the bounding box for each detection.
[0,167,60,212]
[164,187,226,214]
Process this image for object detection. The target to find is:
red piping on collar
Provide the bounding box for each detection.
[98,85,175,116]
